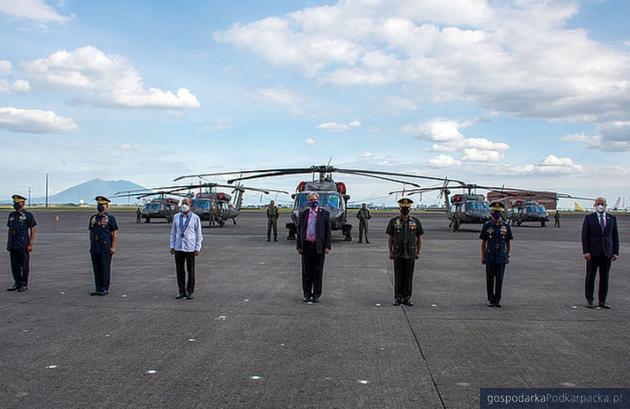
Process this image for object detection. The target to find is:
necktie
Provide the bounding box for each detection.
[599,214,605,232]
[308,210,316,237]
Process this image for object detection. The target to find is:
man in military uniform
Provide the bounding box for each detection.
[386,198,424,306]
[6,194,37,292]
[136,207,142,223]
[266,200,279,242]
[88,196,119,296]
[356,203,371,243]
[554,210,560,228]
[480,201,514,307]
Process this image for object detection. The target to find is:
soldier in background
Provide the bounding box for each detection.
[356,203,371,244]
[554,210,560,228]
[136,207,142,223]
[6,194,37,292]
[266,200,279,242]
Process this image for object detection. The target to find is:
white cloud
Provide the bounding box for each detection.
[428,154,461,168]
[305,137,315,145]
[563,122,630,152]
[403,118,509,162]
[254,88,302,114]
[0,60,10,74]
[21,46,200,109]
[0,106,78,133]
[0,0,71,23]
[317,120,361,131]
[495,155,584,176]
[360,152,372,158]
[214,1,630,124]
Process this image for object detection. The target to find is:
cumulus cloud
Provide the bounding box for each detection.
[305,137,315,145]
[214,1,630,124]
[0,106,78,133]
[563,122,630,151]
[0,60,30,94]
[494,155,584,176]
[254,88,303,114]
[21,46,200,109]
[403,118,509,162]
[317,120,361,131]
[428,154,461,168]
[0,0,72,23]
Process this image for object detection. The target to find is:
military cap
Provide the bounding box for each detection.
[398,197,414,207]
[489,201,505,212]
[95,196,111,204]
[12,194,26,203]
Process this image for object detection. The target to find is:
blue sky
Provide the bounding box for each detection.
[1,0,629,208]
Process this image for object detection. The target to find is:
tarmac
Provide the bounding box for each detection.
[0,210,628,409]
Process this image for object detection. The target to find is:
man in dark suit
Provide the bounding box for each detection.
[581,197,620,309]
[297,192,332,303]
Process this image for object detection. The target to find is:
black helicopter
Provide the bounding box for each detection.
[175,166,448,240]
[114,190,187,223]
[118,182,288,227]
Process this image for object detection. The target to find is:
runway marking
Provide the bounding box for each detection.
[375,303,381,307]
[146,370,157,374]
[561,382,576,387]
[456,382,470,387]
[188,338,196,342]
[357,380,369,385]
[215,315,227,320]
[431,304,438,307]
[571,306,578,309]
[45,365,58,369]
[122,295,127,298]
[250,376,262,380]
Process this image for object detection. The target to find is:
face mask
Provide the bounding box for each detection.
[491,211,502,220]
[181,204,190,213]
[13,203,22,211]
[400,207,410,216]
[596,204,606,213]
[308,201,319,209]
[97,204,106,213]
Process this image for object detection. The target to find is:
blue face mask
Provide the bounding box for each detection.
[309,200,319,209]
[97,204,106,213]
[13,203,22,211]
[491,211,502,220]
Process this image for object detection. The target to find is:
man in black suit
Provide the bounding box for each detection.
[297,192,332,303]
[581,197,620,309]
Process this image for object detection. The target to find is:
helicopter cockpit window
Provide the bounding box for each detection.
[322,194,340,209]
[192,199,211,210]
[146,203,161,211]
[466,201,486,211]
[294,192,341,210]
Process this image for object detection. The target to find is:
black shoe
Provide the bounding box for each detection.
[358,240,362,244]
[90,291,100,296]
[365,240,370,244]
[311,297,320,303]
[495,304,502,308]
[393,299,402,306]
[266,239,270,242]
[186,294,193,300]
[402,299,413,306]
[303,297,311,303]
[274,238,278,242]
[17,286,28,292]
[586,301,595,309]
[7,285,18,291]
[176,294,186,299]
[488,303,495,307]
[599,303,610,309]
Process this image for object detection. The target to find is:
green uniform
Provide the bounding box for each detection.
[554,211,560,228]
[386,216,424,301]
[356,207,371,243]
[266,205,279,241]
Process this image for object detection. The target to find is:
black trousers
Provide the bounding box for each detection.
[358,221,368,242]
[175,251,196,295]
[9,248,30,287]
[585,255,611,303]
[394,258,415,300]
[90,251,112,292]
[301,241,325,298]
[486,263,506,304]
[267,219,278,240]
[554,219,560,227]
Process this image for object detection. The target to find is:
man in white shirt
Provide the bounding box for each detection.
[170,197,203,300]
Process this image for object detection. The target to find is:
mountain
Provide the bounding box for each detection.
[32,178,147,205]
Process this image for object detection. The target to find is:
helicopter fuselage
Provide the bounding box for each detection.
[286,187,353,240]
